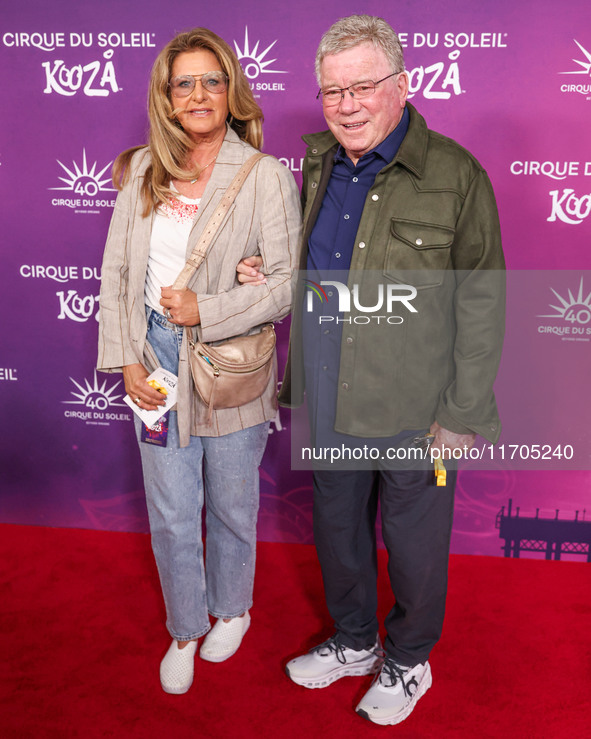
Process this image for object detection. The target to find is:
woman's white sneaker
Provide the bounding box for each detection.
[200,611,251,663]
[160,639,198,694]
[285,634,382,689]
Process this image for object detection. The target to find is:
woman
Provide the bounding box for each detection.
[98,28,301,694]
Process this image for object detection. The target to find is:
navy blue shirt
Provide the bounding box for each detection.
[303,108,415,459]
[307,106,409,272]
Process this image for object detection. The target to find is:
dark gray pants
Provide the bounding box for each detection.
[312,467,456,667]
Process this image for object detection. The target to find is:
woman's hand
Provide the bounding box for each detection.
[236,255,266,285]
[123,363,166,411]
[160,286,200,326]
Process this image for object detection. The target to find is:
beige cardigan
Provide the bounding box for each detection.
[97,126,302,446]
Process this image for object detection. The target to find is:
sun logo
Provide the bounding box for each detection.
[560,40,591,78]
[538,277,591,325]
[49,149,116,198]
[63,371,126,411]
[234,27,287,80]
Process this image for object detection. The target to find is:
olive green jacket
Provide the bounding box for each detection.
[278,103,505,443]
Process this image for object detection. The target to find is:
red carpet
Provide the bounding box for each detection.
[1,524,589,738]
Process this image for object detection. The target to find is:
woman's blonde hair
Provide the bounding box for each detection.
[113,27,264,216]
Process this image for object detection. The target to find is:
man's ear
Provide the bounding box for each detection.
[397,71,409,106]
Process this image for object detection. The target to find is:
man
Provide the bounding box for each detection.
[239,14,504,727]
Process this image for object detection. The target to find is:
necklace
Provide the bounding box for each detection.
[190,155,218,184]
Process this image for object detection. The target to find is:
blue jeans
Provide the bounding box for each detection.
[135,309,270,640]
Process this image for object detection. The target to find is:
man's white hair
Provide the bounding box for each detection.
[315,14,405,85]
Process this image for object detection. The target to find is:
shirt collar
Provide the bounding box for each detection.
[333,105,410,168]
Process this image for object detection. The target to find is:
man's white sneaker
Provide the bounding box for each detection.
[160,639,198,694]
[285,634,382,689]
[200,611,251,663]
[356,658,432,725]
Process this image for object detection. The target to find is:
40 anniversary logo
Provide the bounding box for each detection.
[62,371,130,424]
[233,27,287,93]
[537,277,591,340]
[559,39,591,99]
[49,149,116,212]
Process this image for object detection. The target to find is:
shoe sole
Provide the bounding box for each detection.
[356,662,433,725]
[161,678,193,695]
[286,658,381,689]
[199,620,251,663]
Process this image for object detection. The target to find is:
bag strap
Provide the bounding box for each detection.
[172,152,267,290]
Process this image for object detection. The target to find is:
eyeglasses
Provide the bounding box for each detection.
[169,71,229,97]
[317,72,400,106]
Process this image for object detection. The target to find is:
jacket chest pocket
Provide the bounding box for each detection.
[384,219,454,288]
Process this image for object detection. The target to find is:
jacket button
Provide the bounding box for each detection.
[371,194,379,201]
[341,382,349,390]
[358,241,366,249]
[346,337,353,344]
[415,238,423,246]
[311,182,317,188]
[311,148,318,154]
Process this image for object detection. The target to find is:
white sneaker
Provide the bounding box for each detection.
[160,639,198,694]
[356,659,432,725]
[286,634,382,689]
[200,611,251,663]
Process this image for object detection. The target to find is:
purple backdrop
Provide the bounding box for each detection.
[1,0,590,559]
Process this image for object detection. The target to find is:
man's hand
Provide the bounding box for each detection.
[429,421,476,455]
[160,286,200,326]
[236,255,266,285]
